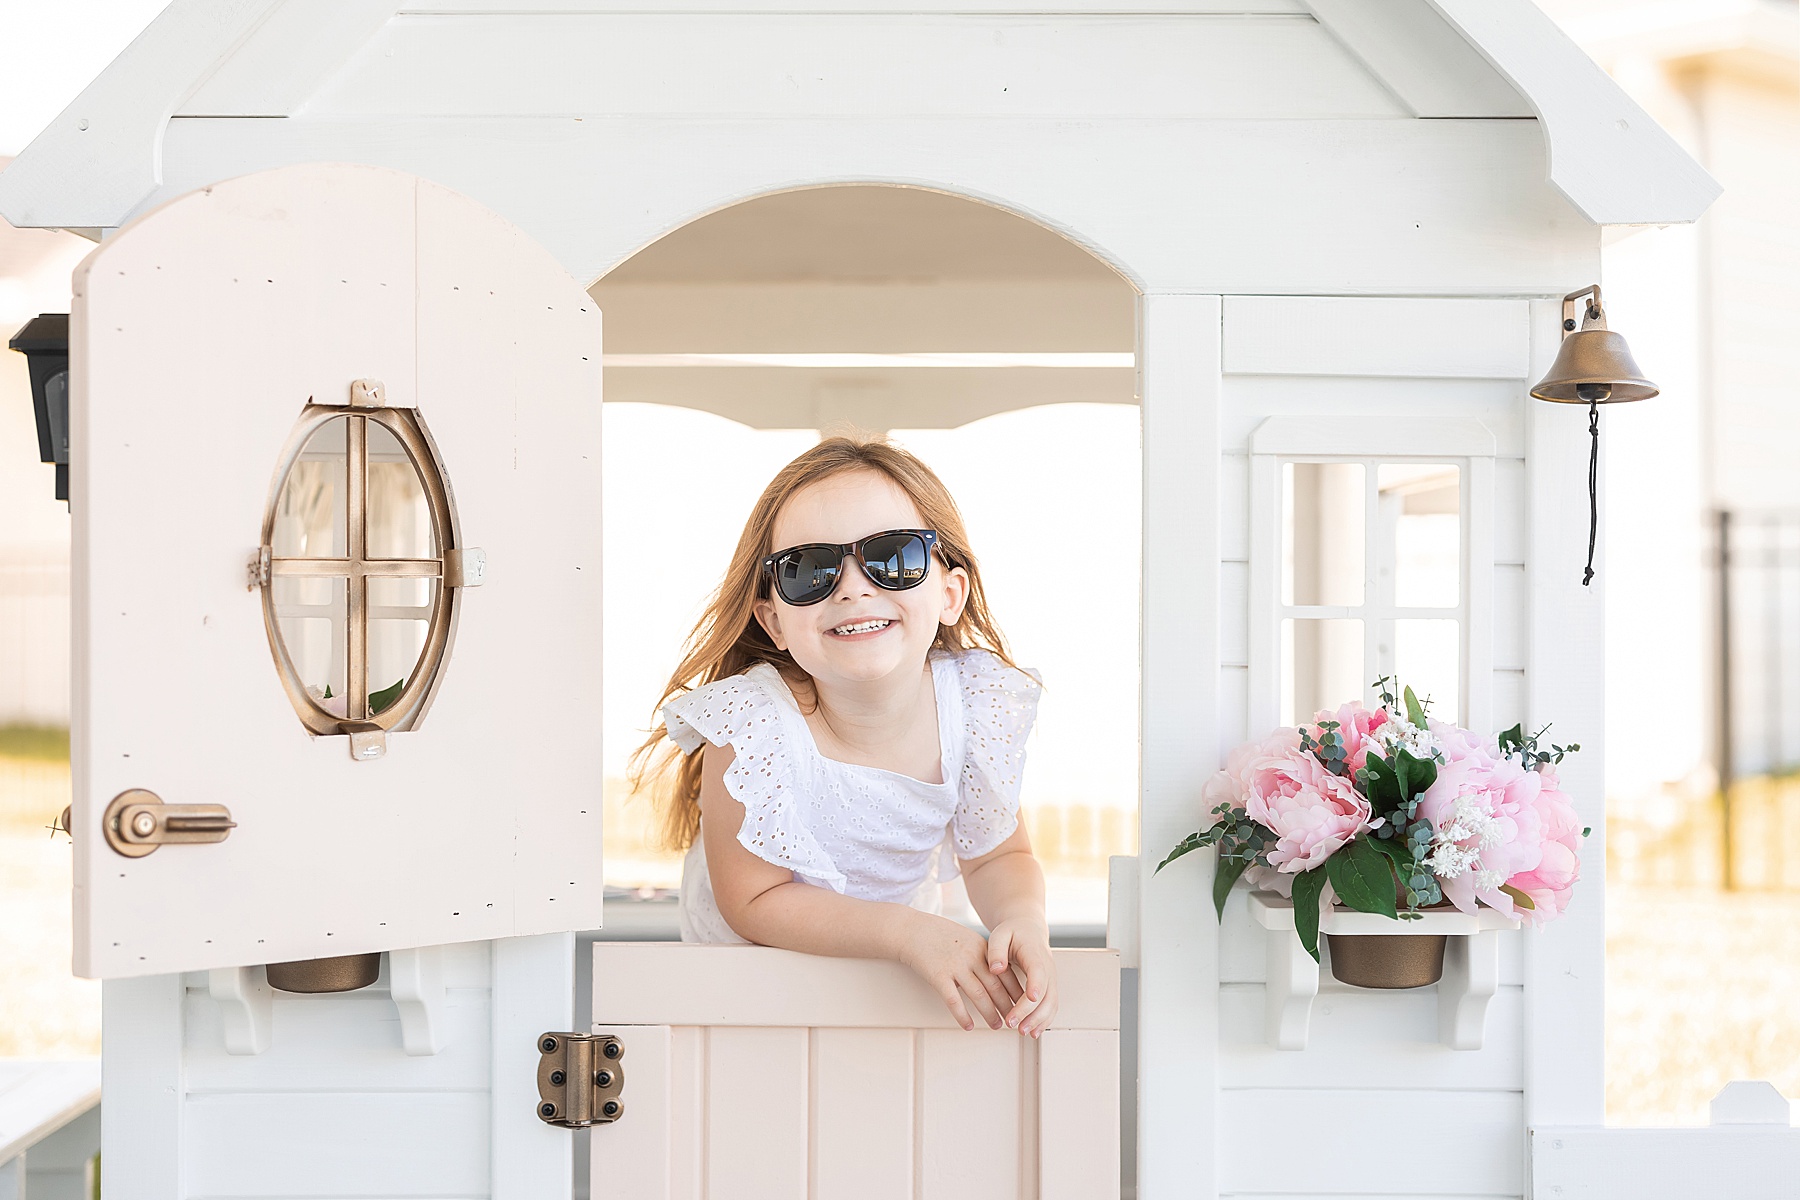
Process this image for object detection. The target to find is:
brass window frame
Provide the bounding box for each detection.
[259,401,460,738]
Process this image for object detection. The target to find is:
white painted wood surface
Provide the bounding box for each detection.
[1137,293,1224,1200]
[589,945,1120,1200]
[104,936,573,1198]
[0,1061,100,1198]
[1429,0,1722,224]
[70,162,604,979]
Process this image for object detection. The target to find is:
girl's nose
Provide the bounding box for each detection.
[835,554,878,596]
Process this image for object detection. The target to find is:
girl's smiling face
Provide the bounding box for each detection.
[754,470,970,689]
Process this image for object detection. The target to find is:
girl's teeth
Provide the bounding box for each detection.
[833,619,890,635]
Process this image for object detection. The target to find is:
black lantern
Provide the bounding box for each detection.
[8,313,71,505]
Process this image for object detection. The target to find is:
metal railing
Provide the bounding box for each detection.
[1714,509,1800,888]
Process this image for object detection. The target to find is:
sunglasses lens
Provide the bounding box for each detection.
[861,533,931,590]
[775,546,842,605]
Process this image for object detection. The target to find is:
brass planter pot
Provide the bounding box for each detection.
[1325,933,1447,989]
[265,952,382,994]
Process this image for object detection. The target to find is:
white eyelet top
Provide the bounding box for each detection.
[661,647,1042,944]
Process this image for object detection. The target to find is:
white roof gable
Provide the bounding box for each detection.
[0,0,1717,232]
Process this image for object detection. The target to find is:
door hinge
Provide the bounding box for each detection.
[535,1032,625,1127]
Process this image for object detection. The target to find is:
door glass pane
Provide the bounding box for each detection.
[271,574,347,716]
[368,576,436,714]
[273,418,346,559]
[367,420,435,559]
[1393,618,1460,724]
[1379,463,1460,608]
[1282,617,1364,725]
[1283,462,1364,606]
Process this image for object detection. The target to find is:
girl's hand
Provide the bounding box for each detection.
[898,914,1022,1032]
[985,917,1058,1038]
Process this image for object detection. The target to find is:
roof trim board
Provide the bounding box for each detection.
[0,0,1718,231]
[1427,0,1722,226]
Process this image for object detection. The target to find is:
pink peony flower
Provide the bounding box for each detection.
[1243,747,1375,873]
[1502,765,1582,923]
[1307,702,1390,774]
[1416,733,1581,925]
[1202,726,1302,817]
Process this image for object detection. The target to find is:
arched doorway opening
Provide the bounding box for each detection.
[593,185,1141,934]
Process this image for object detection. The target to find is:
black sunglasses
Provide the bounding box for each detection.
[762,529,939,607]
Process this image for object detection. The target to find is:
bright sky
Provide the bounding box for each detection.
[0,1,168,157]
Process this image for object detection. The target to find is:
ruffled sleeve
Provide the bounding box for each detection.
[660,671,848,892]
[949,649,1043,859]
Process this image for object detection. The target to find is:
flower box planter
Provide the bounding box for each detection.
[1248,891,1519,1051]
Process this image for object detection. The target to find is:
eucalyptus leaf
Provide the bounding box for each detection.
[1155,830,1221,873]
[1324,839,1398,920]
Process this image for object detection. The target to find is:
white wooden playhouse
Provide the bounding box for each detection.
[0,2,1737,1197]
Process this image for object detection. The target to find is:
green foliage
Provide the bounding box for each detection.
[1291,868,1328,960]
[1498,722,1580,771]
[0,724,70,762]
[369,677,407,716]
[1403,684,1429,729]
[1499,883,1536,911]
[1325,838,1398,920]
[1156,801,1276,921]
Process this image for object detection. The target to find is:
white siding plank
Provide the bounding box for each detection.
[1219,665,1250,758]
[1219,1090,1524,1196]
[1224,297,1530,379]
[1494,458,1527,565]
[183,1092,489,1197]
[306,15,1403,120]
[1493,565,1528,672]
[589,1024,671,1200]
[1221,561,1250,669]
[1219,985,1524,1091]
[918,1032,1024,1198]
[705,1028,808,1200]
[182,988,491,1093]
[1221,453,1251,563]
[1040,1029,1120,1200]
[811,1029,913,1200]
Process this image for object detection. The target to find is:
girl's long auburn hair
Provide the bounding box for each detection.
[629,435,1020,852]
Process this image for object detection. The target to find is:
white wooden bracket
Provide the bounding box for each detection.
[206,965,273,1055]
[1248,891,1515,1051]
[389,946,447,1055]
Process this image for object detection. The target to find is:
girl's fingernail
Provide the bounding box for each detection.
[1030,990,1040,1001]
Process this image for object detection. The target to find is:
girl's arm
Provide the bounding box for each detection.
[699,743,1019,1031]
[959,825,1060,1037]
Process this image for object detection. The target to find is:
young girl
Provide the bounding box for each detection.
[631,436,1057,1037]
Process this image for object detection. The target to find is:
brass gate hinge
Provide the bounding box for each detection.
[535,1032,625,1127]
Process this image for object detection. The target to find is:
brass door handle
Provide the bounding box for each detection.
[103,789,236,858]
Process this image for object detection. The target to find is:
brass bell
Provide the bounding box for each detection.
[1531,286,1658,404]
[1530,285,1658,588]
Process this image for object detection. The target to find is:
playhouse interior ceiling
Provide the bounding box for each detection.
[590,185,1137,432]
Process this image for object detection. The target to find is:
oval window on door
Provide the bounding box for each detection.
[260,393,460,742]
